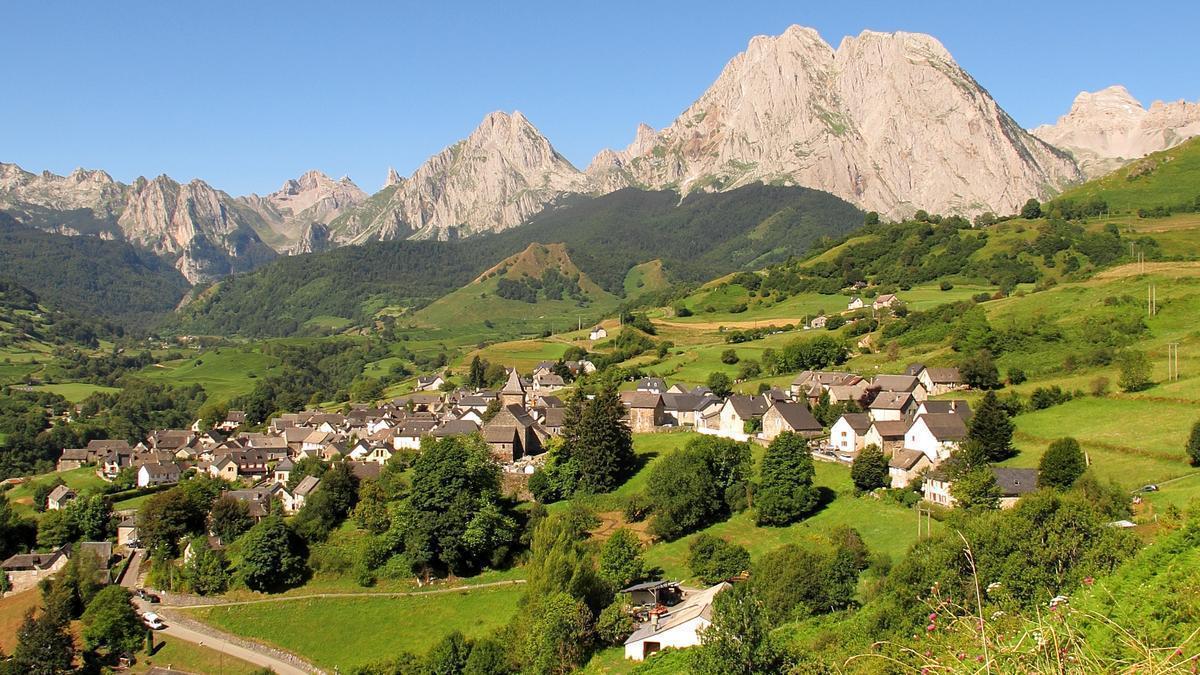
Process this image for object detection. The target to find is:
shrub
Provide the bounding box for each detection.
[1006,367,1027,385]
[939,280,954,291]
[688,534,750,583]
[1090,376,1110,397]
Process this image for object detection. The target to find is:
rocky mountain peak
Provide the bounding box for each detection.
[328,110,588,242]
[587,25,1079,218]
[1032,85,1200,177]
[384,166,403,188]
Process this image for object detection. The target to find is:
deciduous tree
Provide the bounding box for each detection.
[755,432,819,525]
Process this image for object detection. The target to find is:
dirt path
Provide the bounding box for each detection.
[160,579,527,609]
[655,317,810,330]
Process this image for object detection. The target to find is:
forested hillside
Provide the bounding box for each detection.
[174,183,863,336]
[0,213,190,327]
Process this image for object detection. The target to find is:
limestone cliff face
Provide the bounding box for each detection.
[119,176,276,282]
[1032,85,1200,178]
[587,26,1081,218]
[330,111,589,242]
[239,170,367,247]
[0,165,277,284]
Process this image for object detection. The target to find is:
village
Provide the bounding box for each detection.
[2,349,1045,664]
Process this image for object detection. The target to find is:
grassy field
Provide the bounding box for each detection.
[28,382,121,402]
[642,461,930,581]
[0,589,41,653]
[134,635,262,674]
[188,584,524,670]
[7,466,109,515]
[1055,137,1200,214]
[139,346,282,402]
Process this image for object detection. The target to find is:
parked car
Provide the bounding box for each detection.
[137,589,160,603]
[1141,484,1159,492]
[142,612,165,630]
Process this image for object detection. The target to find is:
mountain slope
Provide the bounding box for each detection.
[586,26,1081,219]
[238,170,368,251]
[174,183,863,336]
[411,243,619,332]
[1033,86,1200,178]
[1050,136,1200,213]
[0,164,277,283]
[329,111,589,242]
[0,212,190,325]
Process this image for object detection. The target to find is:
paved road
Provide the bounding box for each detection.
[119,549,145,589]
[137,596,318,675]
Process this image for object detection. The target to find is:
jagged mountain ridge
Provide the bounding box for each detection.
[0,164,368,281]
[586,26,1081,219]
[327,111,589,243]
[1032,85,1200,178]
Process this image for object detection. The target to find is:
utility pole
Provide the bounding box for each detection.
[1168,342,1180,382]
[1148,283,1156,317]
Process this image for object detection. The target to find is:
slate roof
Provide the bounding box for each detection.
[869,420,908,438]
[992,468,1039,497]
[838,413,873,434]
[727,395,769,420]
[768,402,822,432]
[621,391,663,409]
[916,413,968,441]
[870,391,913,410]
[924,367,962,384]
[872,374,920,393]
[888,448,927,470]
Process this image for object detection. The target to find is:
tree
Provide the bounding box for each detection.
[462,637,509,675]
[239,515,306,592]
[752,542,849,621]
[691,584,792,675]
[755,432,819,526]
[1118,349,1152,392]
[425,630,471,674]
[353,479,393,534]
[850,444,889,492]
[597,597,636,646]
[951,468,1001,510]
[401,435,513,577]
[1188,420,1200,467]
[1039,437,1087,489]
[597,528,645,589]
[69,495,113,542]
[138,487,208,556]
[647,437,751,540]
[688,534,750,584]
[556,388,636,495]
[960,349,1001,390]
[864,211,881,226]
[184,537,229,595]
[286,457,327,491]
[37,508,78,548]
[0,492,36,559]
[12,609,74,675]
[720,349,739,365]
[706,371,732,397]
[209,495,253,543]
[1021,198,1042,219]
[81,585,144,655]
[41,545,104,623]
[520,592,594,675]
[968,391,1015,462]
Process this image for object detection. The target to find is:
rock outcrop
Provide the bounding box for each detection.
[0,165,276,283]
[1032,85,1200,178]
[329,111,589,242]
[587,26,1081,218]
[240,170,367,246]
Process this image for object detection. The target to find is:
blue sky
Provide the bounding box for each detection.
[3,1,1196,196]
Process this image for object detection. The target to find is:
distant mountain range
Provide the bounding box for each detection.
[2,25,1197,284]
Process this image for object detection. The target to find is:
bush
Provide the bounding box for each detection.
[688,534,750,584]
[850,444,889,492]
[939,280,954,291]
[1039,437,1087,489]
[1090,376,1110,397]
[1007,367,1027,385]
[720,349,739,365]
